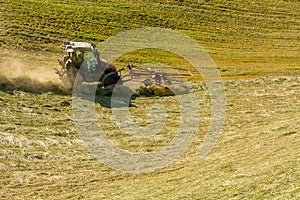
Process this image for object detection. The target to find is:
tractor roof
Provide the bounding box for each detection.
[64,41,94,52]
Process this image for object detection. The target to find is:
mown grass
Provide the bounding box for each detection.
[0,0,300,199]
[1,77,299,199]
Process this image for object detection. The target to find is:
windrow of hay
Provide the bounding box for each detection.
[134,84,192,96]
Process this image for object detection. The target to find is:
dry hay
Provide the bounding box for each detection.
[134,84,191,97]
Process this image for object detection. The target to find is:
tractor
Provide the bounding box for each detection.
[55,41,192,96]
[55,41,122,88]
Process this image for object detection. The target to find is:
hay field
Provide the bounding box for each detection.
[0,0,299,199]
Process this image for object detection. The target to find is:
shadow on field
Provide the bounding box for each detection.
[94,95,136,108]
[0,74,71,95]
[74,85,136,108]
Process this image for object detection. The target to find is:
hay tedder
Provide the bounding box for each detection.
[55,41,192,96]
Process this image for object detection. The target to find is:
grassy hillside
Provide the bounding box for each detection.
[1,0,300,77]
[0,0,299,199]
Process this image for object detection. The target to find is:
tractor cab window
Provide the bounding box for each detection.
[74,50,83,68]
[84,51,97,68]
[83,51,97,72]
[79,51,98,80]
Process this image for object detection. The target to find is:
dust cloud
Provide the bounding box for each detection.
[0,57,71,94]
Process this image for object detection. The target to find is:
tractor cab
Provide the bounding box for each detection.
[55,41,121,88]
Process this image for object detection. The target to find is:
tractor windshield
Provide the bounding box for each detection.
[79,51,99,81]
